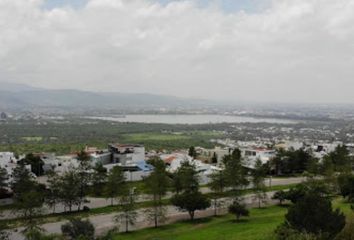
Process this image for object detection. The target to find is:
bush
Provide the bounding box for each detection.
[228,201,249,221]
[61,219,95,240]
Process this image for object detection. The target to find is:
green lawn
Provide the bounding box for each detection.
[114,199,352,240]
[114,206,287,240]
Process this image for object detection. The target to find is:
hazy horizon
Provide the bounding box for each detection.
[1,0,354,104]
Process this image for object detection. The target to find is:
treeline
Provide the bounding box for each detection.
[270,145,353,176]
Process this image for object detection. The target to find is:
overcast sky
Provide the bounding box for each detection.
[1,0,354,103]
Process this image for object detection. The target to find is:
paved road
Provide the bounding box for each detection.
[8,191,281,240]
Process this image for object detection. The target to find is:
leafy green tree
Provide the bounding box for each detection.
[284,192,345,239]
[208,170,226,216]
[329,145,352,173]
[171,191,210,221]
[92,163,107,196]
[11,164,45,233]
[285,180,330,204]
[45,171,61,213]
[188,146,197,159]
[171,161,210,221]
[252,159,267,208]
[223,149,249,200]
[104,166,126,206]
[337,173,354,202]
[58,170,81,212]
[272,190,287,205]
[115,188,138,233]
[172,161,199,194]
[228,201,249,221]
[77,150,92,211]
[272,148,315,175]
[21,153,44,176]
[144,159,169,227]
[61,218,95,240]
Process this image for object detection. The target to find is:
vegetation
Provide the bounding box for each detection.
[61,218,95,240]
[208,170,226,216]
[143,158,170,228]
[251,159,268,208]
[228,201,249,221]
[171,161,210,221]
[0,119,225,154]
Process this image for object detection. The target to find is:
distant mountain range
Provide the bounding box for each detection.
[0,82,216,110]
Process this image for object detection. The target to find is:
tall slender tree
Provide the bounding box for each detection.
[223,149,249,201]
[77,150,92,211]
[144,159,170,227]
[208,170,226,216]
[92,162,107,196]
[104,166,126,206]
[252,159,267,208]
[58,170,81,212]
[115,187,137,233]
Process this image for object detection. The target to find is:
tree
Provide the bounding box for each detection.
[208,170,226,216]
[104,166,126,206]
[76,150,92,211]
[337,173,354,202]
[223,149,249,200]
[11,164,45,230]
[61,218,95,240]
[92,163,107,196]
[45,171,61,213]
[144,159,169,228]
[58,170,81,212]
[271,148,315,175]
[172,161,199,194]
[21,153,44,176]
[329,145,352,173]
[252,159,267,208]
[171,191,210,221]
[115,188,138,233]
[272,190,287,205]
[0,167,8,199]
[228,201,249,221]
[284,192,345,239]
[211,152,218,164]
[188,146,197,159]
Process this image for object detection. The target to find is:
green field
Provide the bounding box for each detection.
[114,199,351,240]
[114,206,286,240]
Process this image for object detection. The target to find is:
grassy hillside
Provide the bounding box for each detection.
[114,199,352,240]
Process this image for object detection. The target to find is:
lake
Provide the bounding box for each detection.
[87,114,296,124]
